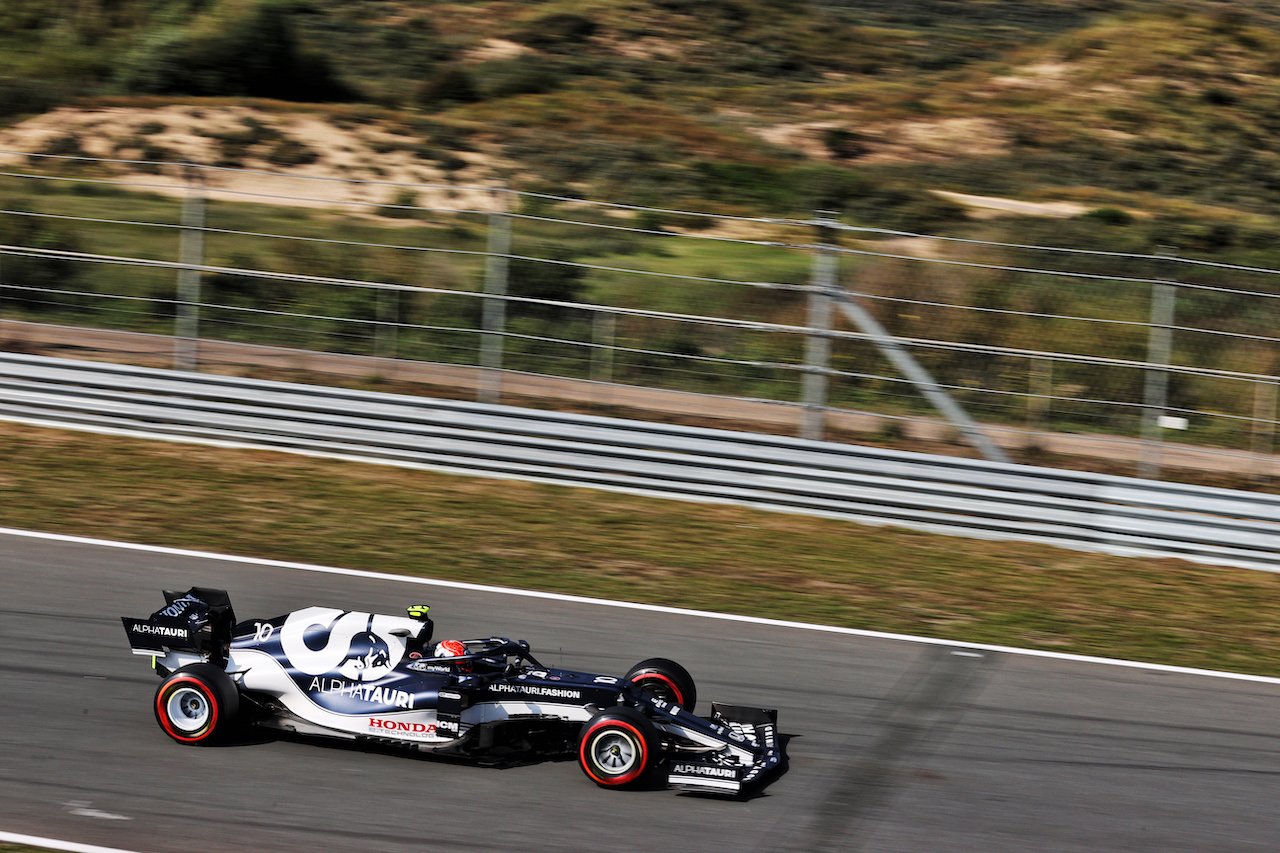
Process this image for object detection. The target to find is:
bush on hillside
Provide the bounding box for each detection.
[203,252,278,312]
[1082,207,1134,226]
[378,188,420,219]
[116,0,353,101]
[27,132,90,164]
[0,78,63,120]
[510,14,597,51]
[509,245,588,308]
[474,56,565,99]
[823,127,870,160]
[692,161,796,210]
[265,137,320,167]
[0,201,88,312]
[414,67,481,108]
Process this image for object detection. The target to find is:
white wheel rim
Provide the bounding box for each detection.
[592,731,637,774]
[166,686,211,733]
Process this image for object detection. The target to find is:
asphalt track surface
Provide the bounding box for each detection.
[5,532,1280,852]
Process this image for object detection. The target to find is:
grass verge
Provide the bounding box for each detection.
[3,419,1280,677]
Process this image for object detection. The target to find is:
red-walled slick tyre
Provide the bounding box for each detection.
[578,706,660,788]
[624,657,697,714]
[154,663,239,745]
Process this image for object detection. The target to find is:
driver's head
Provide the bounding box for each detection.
[434,639,470,671]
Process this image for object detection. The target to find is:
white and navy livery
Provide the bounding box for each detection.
[122,587,781,795]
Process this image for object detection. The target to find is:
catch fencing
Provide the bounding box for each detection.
[2,150,1280,480]
[2,351,1279,573]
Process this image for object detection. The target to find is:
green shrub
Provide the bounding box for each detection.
[822,127,870,160]
[378,188,420,219]
[835,176,967,232]
[509,243,588,309]
[204,252,279,316]
[0,77,63,120]
[475,57,564,98]
[70,181,125,197]
[27,133,89,164]
[116,1,353,101]
[0,200,88,312]
[197,116,290,165]
[266,137,320,167]
[404,120,476,153]
[434,152,469,172]
[136,142,176,173]
[1082,207,1134,226]
[0,0,51,32]
[511,14,597,51]
[692,161,795,210]
[414,67,480,108]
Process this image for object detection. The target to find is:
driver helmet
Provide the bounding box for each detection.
[434,639,468,664]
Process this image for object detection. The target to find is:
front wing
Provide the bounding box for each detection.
[650,700,781,795]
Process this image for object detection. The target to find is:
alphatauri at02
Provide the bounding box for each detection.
[122,588,781,795]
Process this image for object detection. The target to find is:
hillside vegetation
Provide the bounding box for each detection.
[3,0,1280,236]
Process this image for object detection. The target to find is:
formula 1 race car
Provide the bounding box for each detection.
[122,588,780,795]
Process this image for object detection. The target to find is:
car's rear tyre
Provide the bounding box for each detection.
[624,657,697,714]
[578,706,660,788]
[154,663,239,745]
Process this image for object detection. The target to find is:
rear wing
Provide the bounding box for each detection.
[121,587,236,661]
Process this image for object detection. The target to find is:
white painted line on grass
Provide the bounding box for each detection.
[0,831,142,853]
[6,525,1280,687]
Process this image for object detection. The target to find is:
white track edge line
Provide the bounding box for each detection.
[0,831,142,853]
[6,525,1280,686]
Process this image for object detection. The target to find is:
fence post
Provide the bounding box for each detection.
[174,163,205,371]
[479,185,510,405]
[376,287,398,361]
[591,309,616,385]
[1139,247,1177,479]
[802,212,837,441]
[0,252,11,349]
[1252,378,1277,484]
[1027,357,1052,432]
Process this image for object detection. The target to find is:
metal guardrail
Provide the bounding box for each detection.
[1,352,1278,573]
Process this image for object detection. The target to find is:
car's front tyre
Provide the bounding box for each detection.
[578,706,659,788]
[154,663,239,745]
[624,657,697,714]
